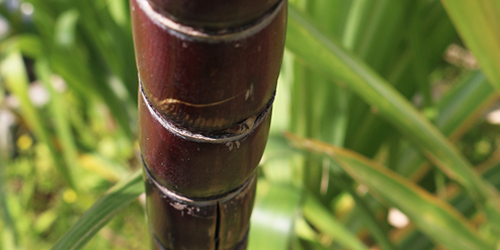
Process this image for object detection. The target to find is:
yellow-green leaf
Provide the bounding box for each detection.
[303,194,369,250]
[285,132,494,250]
[285,6,500,226]
[248,181,302,250]
[52,170,143,250]
[441,0,500,92]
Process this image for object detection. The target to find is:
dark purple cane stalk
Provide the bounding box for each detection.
[130,0,287,248]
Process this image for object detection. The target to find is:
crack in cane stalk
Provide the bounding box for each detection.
[215,202,221,250]
[151,228,250,250]
[135,1,281,247]
[143,157,255,249]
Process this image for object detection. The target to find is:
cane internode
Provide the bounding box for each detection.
[144,162,256,250]
[131,0,287,248]
[132,0,286,132]
[139,85,272,196]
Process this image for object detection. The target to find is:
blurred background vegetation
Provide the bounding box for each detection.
[1,0,500,249]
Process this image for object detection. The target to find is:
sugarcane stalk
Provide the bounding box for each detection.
[130,0,287,249]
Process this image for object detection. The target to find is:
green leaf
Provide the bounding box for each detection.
[303,194,369,250]
[395,72,497,180]
[0,51,75,188]
[285,6,500,225]
[0,35,45,58]
[248,181,302,250]
[398,154,500,249]
[285,133,494,250]
[435,72,497,139]
[441,0,500,92]
[54,9,80,48]
[0,156,20,250]
[346,2,457,158]
[35,59,82,189]
[332,175,397,250]
[52,170,144,250]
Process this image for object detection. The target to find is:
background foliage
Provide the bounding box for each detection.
[1,0,500,249]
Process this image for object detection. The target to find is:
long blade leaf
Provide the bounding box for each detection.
[303,194,369,250]
[396,72,497,180]
[248,181,302,250]
[441,0,500,92]
[285,133,494,250]
[52,170,144,250]
[285,6,500,224]
[1,51,75,188]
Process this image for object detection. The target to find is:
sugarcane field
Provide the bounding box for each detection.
[2,0,500,249]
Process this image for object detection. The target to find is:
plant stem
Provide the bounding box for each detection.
[131,0,287,248]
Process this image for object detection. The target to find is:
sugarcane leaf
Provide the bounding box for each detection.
[435,73,497,139]
[303,194,370,250]
[288,0,350,147]
[52,170,144,250]
[286,6,500,225]
[34,59,83,187]
[341,0,377,51]
[441,0,500,92]
[0,51,75,189]
[248,181,302,250]
[73,0,138,104]
[395,72,497,180]
[365,72,497,249]
[332,175,397,250]
[49,6,135,139]
[346,2,457,158]
[395,152,500,249]
[54,9,79,48]
[308,0,351,39]
[0,35,44,58]
[0,155,20,250]
[285,133,495,250]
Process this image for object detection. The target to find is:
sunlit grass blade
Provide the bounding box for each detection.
[0,156,20,250]
[34,59,82,188]
[343,0,417,153]
[1,195,19,250]
[52,170,143,250]
[303,194,369,250]
[0,51,75,189]
[347,2,458,157]
[342,0,376,51]
[294,216,322,250]
[296,0,350,147]
[73,0,138,104]
[0,35,44,58]
[263,134,395,250]
[287,0,351,203]
[248,181,302,250]
[50,8,135,139]
[285,133,494,250]
[285,6,500,225]
[441,0,500,92]
[77,153,129,183]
